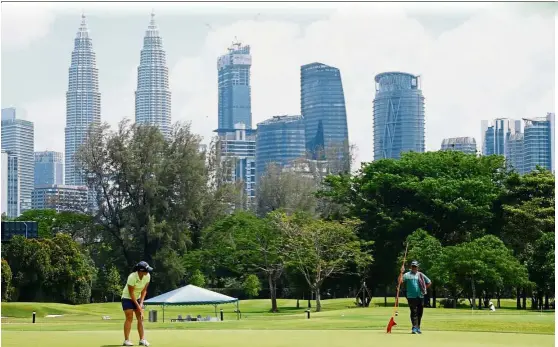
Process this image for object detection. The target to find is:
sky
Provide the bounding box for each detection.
[1,2,555,168]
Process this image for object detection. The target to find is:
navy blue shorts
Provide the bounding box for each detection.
[121,298,137,311]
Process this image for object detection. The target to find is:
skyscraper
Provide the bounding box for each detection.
[256,115,306,182]
[217,41,252,132]
[506,133,525,174]
[5,152,20,217]
[1,151,7,216]
[135,12,171,136]
[300,62,348,165]
[523,113,555,173]
[218,123,257,207]
[1,108,33,213]
[255,115,306,180]
[481,119,521,156]
[34,151,63,187]
[65,14,101,186]
[373,72,425,160]
[440,137,477,155]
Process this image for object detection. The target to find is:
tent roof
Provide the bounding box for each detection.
[144,285,238,306]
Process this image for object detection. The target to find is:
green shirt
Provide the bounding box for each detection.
[121,272,151,300]
[403,271,431,299]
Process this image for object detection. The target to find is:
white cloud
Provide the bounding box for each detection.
[22,97,65,152]
[1,4,56,51]
[169,4,554,165]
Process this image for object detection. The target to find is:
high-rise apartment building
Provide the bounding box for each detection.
[373,72,425,160]
[34,151,63,187]
[217,123,257,207]
[255,115,306,180]
[523,113,555,173]
[217,41,252,132]
[135,13,171,136]
[65,15,101,186]
[300,62,349,168]
[440,137,477,155]
[1,108,33,213]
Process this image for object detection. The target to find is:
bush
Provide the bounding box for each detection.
[189,269,206,288]
[242,274,261,298]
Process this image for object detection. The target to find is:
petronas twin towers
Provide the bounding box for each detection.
[64,13,171,186]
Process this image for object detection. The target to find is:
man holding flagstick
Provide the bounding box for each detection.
[401,260,432,334]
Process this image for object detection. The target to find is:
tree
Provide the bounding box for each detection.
[399,229,443,307]
[242,274,261,298]
[3,234,95,303]
[52,211,98,245]
[76,120,238,294]
[320,151,507,296]
[433,235,530,309]
[189,269,206,287]
[256,163,318,217]
[202,211,285,312]
[106,266,122,302]
[15,209,57,238]
[499,169,554,259]
[42,234,96,304]
[526,232,554,309]
[498,169,554,309]
[277,213,373,312]
[1,258,13,301]
[4,236,52,301]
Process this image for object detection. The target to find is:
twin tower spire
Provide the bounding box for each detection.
[64,13,171,185]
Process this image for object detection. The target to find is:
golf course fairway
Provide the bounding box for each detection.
[1,299,554,347]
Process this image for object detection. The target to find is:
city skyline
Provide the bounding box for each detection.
[1,2,554,169]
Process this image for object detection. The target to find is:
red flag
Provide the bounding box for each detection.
[386,316,397,333]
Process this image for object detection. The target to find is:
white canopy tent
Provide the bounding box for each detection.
[144,285,239,322]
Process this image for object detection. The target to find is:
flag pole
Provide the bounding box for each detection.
[387,242,409,333]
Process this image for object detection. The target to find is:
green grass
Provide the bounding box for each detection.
[1,299,554,347]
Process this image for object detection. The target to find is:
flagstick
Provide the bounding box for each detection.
[389,243,409,326]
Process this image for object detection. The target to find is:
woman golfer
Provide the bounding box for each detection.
[121,261,153,346]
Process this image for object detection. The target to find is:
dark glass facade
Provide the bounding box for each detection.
[300,63,348,162]
[217,42,252,131]
[1,221,38,241]
[373,72,425,160]
[255,115,306,180]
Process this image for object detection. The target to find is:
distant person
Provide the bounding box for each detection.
[121,261,153,346]
[401,260,432,334]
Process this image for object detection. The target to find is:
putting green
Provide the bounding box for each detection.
[2,329,554,347]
